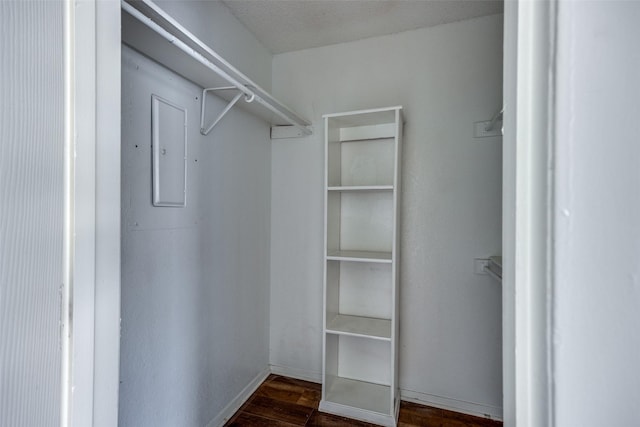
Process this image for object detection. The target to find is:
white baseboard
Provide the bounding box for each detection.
[269,364,322,383]
[206,368,271,427]
[319,399,397,427]
[268,365,503,421]
[205,365,502,425]
[400,388,503,421]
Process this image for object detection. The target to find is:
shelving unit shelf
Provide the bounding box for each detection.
[326,250,392,263]
[326,314,392,341]
[320,106,403,427]
[328,185,394,192]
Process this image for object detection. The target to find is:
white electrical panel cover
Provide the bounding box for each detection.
[151,94,187,207]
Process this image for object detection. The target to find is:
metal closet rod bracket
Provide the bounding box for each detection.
[200,86,255,135]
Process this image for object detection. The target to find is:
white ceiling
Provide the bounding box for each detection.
[220,0,503,54]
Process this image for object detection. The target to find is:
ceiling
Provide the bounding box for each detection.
[220,0,503,54]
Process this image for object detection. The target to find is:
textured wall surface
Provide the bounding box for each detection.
[270,15,503,417]
[119,1,275,424]
[0,2,63,426]
[119,46,271,427]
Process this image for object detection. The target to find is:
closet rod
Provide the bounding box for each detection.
[121,0,312,136]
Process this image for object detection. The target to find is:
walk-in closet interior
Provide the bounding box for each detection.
[119,1,504,426]
[7,2,640,427]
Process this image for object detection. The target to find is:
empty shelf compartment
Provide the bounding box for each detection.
[323,376,391,415]
[326,260,393,321]
[326,191,394,255]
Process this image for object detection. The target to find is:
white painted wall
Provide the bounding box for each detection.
[118,2,274,424]
[156,0,272,91]
[119,45,271,427]
[119,2,274,424]
[553,2,640,425]
[0,2,63,425]
[270,15,504,418]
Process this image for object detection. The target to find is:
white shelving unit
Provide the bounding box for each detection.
[320,106,403,427]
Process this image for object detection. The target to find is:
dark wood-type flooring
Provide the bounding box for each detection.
[224,375,502,427]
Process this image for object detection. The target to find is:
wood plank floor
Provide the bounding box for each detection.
[225,375,502,427]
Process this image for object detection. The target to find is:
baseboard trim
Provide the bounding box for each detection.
[319,399,396,427]
[206,368,271,427]
[267,366,503,421]
[400,388,503,421]
[269,364,322,383]
[206,365,502,424]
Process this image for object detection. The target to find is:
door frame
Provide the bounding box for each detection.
[62,1,121,426]
[503,0,557,425]
[64,0,559,425]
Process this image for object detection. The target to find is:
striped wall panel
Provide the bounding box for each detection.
[0,2,64,426]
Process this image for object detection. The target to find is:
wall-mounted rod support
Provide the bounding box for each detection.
[484,265,502,283]
[485,107,504,132]
[122,1,254,100]
[121,0,312,136]
[200,87,254,135]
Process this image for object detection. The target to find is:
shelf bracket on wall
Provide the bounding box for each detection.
[200,86,255,135]
[485,107,504,132]
[473,107,504,138]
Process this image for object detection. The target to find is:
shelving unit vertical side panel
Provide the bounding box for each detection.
[326,119,342,253]
[326,193,342,254]
[326,261,340,320]
[322,117,329,401]
[325,335,339,380]
[327,118,342,187]
[391,109,403,413]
